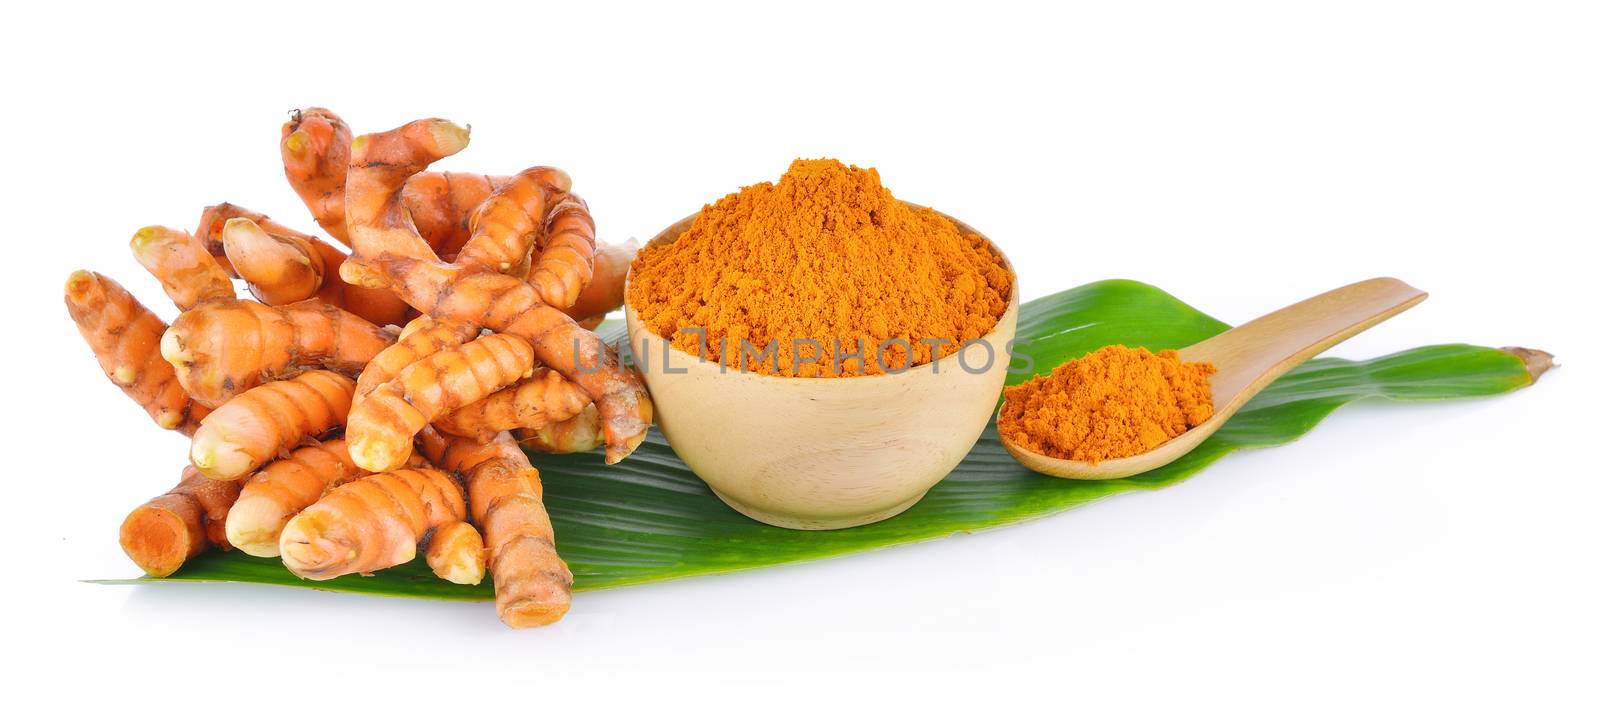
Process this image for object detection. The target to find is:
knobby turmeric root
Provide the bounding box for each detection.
[278,467,471,581]
[129,226,236,310]
[559,237,637,324]
[119,466,241,577]
[527,193,597,309]
[433,271,650,463]
[283,107,630,322]
[353,316,479,398]
[189,370,355,480]
[221,217,323,303]
[64,271,209,434]
[516,404,604,454]
[281,107,512,257]
[420,428,572,626]
[346,333,536,472]
[280,108,354,245]
[408,172,515,259]
[210,211,414,325]
[344,118,652,464]
[195,202,308,276]
[224,439,429,557]
[161,298,394,407]
[453,166,572,276]
[434,368,591,442]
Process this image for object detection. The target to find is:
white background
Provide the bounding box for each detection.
[3,1,1595,699]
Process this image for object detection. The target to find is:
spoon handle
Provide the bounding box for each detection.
[1183,277,1428,411]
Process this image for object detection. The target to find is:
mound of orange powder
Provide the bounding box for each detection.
[626,158,1013,378]
[999,345,1217,463]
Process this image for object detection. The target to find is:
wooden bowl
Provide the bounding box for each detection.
[624,208,1019,530]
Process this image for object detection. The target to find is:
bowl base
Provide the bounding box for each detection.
[709,488,929,530]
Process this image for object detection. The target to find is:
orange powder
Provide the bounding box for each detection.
[998,345,1217,463]
[626,158,1013,378]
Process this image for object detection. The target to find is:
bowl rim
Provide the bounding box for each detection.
[623,201,1021,387]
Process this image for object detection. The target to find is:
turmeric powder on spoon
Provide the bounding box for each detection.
[999,345,1217,463]
[626,158,1013,378]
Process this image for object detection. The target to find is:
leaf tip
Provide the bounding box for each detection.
[1501,346,1556,384]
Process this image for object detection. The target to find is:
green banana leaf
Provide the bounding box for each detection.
[91,279,1543,599]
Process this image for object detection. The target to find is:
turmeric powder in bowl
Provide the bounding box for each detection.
[999,345,1218,463]
[625,158,1013,378]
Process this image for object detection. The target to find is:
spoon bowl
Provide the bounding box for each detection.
[1002,277,1428,479]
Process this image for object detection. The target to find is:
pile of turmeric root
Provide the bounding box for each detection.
[65,108,652,628]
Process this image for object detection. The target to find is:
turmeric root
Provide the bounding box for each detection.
[119,466,241,577]
[277,467,468,580]
[189,370,355,480]
[453,166,572,276]
[406,172,514,258]
[280,108,354,245]
[224,439,429,557]
[353,316,479,398]
[558,237,637,323]
[64,271,208,434]
[346,333,536,472]
[419,428,571,626]
[345,118,652,464]
[195,202,308,275]
[222,217,323,304]
[527,193,597,309]
[129,226,236,310]
[281,107,510,257]
[161,298,394,407]
[203,208,413,325]
[429,271,650,464]
[426,521,487,585]
[516,404,604,454]
[281,106,622,304]
[434,368,591,442]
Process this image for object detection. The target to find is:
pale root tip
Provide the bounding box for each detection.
[220,217,263,240]
[547,168,573,194]
[64,270,96,298]
[129,225,181,253]
[220,218,288,264]
[605,429,649,465]
[435,561,485,586]
[224,498,286,558]
[427,523,486,585]
[112,365,138,385]
[119,507,191,578]
[190,428,256,480]
[499,600,572,629]
[154,410,184,430]
[339,257,389,289]
[128,226,160,251]
[276,518,316,575]
[278,515,362,580]
[348,436,407,473]
[605,395,653,464]
[429,120,470,155]
[160,327,192,367]
[282,130,309,156]
[604,397,654,464]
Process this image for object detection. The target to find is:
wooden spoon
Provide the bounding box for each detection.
[1001,277,1428,480]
